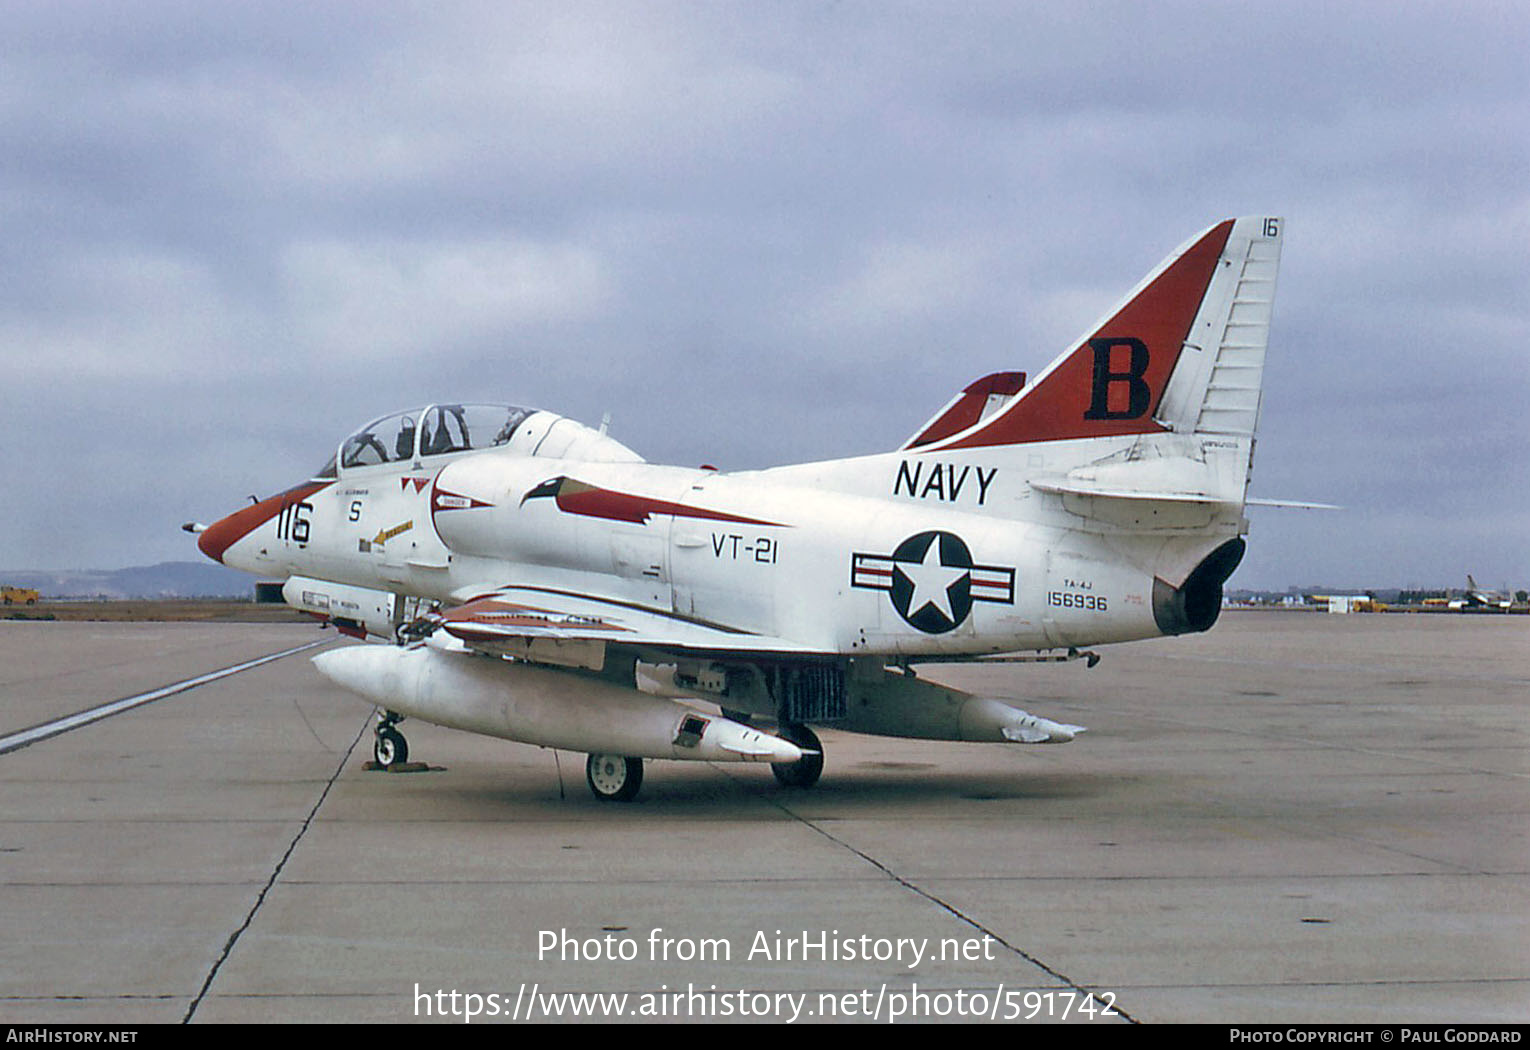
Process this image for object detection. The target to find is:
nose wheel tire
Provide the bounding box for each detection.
[771,723,823,788]
[586,754,643,802]
[374,726,408,768]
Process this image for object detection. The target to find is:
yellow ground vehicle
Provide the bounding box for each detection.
[2,586,40,605]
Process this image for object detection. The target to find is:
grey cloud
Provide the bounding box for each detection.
[3,2,1526,590]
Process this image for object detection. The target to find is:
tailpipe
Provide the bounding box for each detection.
[1152,537,1245,636]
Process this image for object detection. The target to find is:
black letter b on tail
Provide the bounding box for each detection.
[1084,338,1151,420]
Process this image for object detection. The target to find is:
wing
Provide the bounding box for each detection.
[432,586,833,669]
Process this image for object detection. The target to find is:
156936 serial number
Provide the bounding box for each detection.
[1046,591,1107,611]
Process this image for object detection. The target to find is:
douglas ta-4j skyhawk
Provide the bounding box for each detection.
[189,216,1286,801]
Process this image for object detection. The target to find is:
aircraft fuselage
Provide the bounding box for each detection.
[207,434,1188,660]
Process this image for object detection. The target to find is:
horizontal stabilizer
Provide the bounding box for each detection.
[1029,439,1248,527]
[1031,478,1230,505]
[1246,497,1341,510]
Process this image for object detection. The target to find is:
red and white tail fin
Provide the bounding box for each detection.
[905,217,1283,451]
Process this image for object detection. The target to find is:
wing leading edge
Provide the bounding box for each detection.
[434,586,832,666]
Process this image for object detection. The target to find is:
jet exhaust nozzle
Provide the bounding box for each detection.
[1152,537,1245,636]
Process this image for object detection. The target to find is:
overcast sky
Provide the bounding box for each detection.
[3,1,1526,591]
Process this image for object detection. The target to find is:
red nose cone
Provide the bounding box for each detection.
[197,481,329,564]
[197,501,267,563]
[197,523,226,563]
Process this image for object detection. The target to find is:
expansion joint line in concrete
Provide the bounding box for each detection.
[750,780,1141,1025]
[181,713,370,1023]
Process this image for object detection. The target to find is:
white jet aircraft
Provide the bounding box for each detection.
[190,216,1284,801]
[1450,575,1512,611]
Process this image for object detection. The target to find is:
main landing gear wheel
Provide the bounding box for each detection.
[771,723,823,789]
[373,713,408,768]
[586,754,643,802]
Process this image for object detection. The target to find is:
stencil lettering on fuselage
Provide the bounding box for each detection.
[893,461,997,506]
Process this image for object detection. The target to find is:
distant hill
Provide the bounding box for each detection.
[0,562,259,600]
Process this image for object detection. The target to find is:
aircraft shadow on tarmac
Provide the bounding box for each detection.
[415,764,1114,813]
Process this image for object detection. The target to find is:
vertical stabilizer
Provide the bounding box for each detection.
[912,217,1282,452]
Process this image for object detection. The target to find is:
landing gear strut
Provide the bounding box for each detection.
[373,711,408,768]
[586,753,643,802]
[771,723,823,788]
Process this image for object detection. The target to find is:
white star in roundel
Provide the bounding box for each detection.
[895,538,970,624]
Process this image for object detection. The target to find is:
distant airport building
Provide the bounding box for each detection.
[1319,595,1382,614]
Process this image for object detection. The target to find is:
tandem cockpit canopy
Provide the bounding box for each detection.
[315,403,536,478]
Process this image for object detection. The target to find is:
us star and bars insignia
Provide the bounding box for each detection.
[851,530,1015,634]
